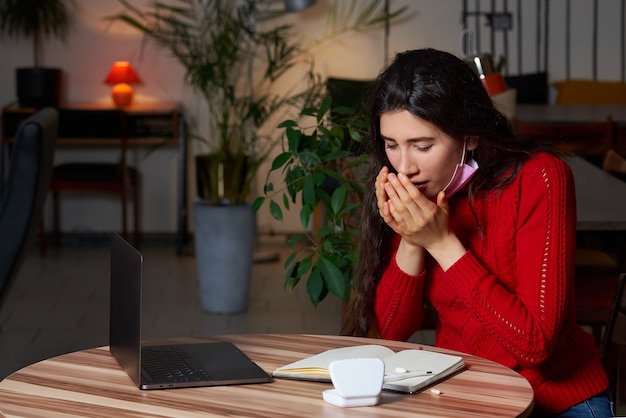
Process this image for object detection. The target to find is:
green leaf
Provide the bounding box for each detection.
[271,152,292,170]
[284,252,297,269]
[296,255,313,278]
[349,129,363,142]
[313,170,326,186]
[269,200,283,221]
[317,96,333,122]
[320,257,348,300]
[306,267,324,307]
[318,125,333,140]
[322,239,334,253]
[278,119,298,128]
[317,225,334,240]
[252,197,265,212]
[331,186,348,213]
[331,105,356,115]
[331,187,348,215]
[284,261,300,291]
[298,150,323,168]
[301,106,319,117]
[287,234,305,248]
[303,175,316,206]
[286,127,301,151]
[299,204,312,228]
[323,150,351,162]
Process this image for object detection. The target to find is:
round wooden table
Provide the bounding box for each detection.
[0,334,534,417]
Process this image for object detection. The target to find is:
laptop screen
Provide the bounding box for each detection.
[109,232,143,387]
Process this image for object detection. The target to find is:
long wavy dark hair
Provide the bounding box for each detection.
[341,48,543,337]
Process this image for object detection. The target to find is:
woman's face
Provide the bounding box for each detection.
[380,110,470,200]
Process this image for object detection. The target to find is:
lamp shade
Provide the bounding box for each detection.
[104,61,141,84]
[104,62,141,107]
[284,0,316,12]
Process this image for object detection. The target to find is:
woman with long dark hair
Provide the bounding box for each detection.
[342,48,612,417]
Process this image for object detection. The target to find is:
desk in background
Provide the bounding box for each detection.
[567,155,626,231]
[516,104,626,124]
[516,104,626,156]
[515,109,626,255]
[0,102,189,255]
[0,334,534,417]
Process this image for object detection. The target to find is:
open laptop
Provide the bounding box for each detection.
[109,232,271,390]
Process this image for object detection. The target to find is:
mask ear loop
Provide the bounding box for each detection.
[460,138,468,165]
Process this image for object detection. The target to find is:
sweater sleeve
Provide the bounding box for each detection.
[374,236,427,341]
[438,155,576,367]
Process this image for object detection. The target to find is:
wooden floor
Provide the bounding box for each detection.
[0,233,436,381]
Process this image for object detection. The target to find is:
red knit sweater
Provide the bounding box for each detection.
[374,152,609,415]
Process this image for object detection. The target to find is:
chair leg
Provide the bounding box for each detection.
[121,187,128,241]
[52,190,60,246]
[133,178,141,246]
[38,219,46,257]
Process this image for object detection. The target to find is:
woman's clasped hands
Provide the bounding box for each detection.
[376,166,450,247]
[376,166,465,272]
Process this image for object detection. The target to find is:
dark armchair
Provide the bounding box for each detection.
[0,108,57,307]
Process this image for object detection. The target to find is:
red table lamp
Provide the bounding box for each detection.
[104,61,142,107]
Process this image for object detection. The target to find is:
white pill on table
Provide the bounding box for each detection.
[394,367,407,373]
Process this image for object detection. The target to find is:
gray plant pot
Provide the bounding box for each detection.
[193,202,255,313]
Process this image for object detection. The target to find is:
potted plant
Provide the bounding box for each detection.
[254,94,370,306]
[253,2,408,308]
[107,0,405,313]
[0,0,75,107]
[107,0,323,313]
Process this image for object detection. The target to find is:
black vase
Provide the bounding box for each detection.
[16,67,63,108]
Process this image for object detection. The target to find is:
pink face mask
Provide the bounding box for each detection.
[441,141,478,197]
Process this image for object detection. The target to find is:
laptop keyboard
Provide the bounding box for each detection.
[141,345,212,383]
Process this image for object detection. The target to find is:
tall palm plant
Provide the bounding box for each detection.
[109,0,323,205]
[0,0,74,67]
[0,0,75,107]
[108,0,407,313]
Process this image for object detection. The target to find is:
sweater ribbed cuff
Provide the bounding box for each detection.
[386,255,426,296]
[439,251,487,298]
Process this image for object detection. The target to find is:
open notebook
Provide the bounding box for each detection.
[273,344,465,394]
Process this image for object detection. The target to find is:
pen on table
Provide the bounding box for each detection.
[384,370,433,383]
